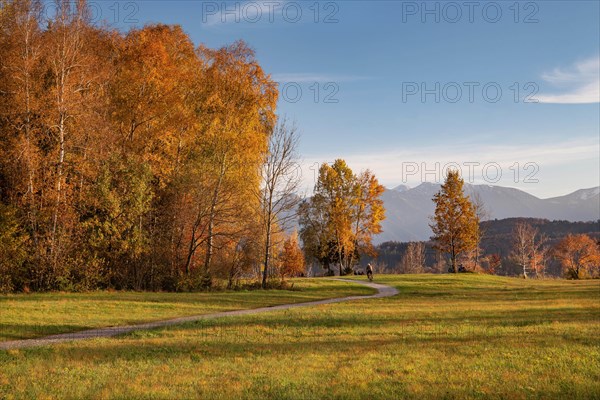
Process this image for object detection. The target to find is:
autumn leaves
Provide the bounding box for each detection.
[429,171,600,278]
[430,170,480,273]
[299,160,386,277]
[0,1,389,292]
[0,1,280,291]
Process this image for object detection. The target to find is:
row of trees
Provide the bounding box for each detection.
[423,170,599,279]
[511,224,599,279]
[389,232,599,279]
[0,0,307,292]
[300,167,598,280]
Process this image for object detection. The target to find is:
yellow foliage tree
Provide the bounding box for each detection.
[430,170,479,273]
[300,160,385,275]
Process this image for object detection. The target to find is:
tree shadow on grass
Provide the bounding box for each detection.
[4,302,598,363]
[0,323,91,341]
[2,301,596,344]
[174,305,600,331]
[6,325,597,365]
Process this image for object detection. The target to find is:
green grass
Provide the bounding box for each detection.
[0,279,375,341]
[1,275,599,399]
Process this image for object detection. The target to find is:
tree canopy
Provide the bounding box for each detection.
[430,170,479,273]
[299,160,385,275]
[0,0,278,291]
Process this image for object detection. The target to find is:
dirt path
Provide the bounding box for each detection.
[0,279,398,350]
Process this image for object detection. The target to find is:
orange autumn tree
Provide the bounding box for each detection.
[0,0,46,273]
[322,160,356,276]
[553,234,600,279]
[110,24,199,179]
[180,42,278,284]
[0,0,120,289]
[430,170,479,273]
[280,232,305,280]
[87,24,200,289]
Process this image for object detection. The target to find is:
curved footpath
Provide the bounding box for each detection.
[0,279,398,351]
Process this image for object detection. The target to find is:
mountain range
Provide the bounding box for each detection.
[378,183,600,243]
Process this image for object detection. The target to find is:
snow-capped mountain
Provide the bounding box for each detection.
[391,184,411,193]
[378,184,600,243]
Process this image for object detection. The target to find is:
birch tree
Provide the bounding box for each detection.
[511,222,533,278]
[259,118,301,288]
[510,222,547,279]
[399,242,426,273]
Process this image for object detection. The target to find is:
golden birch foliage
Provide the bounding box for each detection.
[0,0,45,218]
[353,170,386,258]
[173,42,278,277]
[300,160,386,274]
[111,24,199,181]
[1,0,121,285]
[319,160,355,273]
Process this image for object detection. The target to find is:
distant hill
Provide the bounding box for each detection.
[370,218,600,276]
[479,218,600,266]
[378,184,600,243]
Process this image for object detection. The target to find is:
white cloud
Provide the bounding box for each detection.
[537,56,600,104]
[296,137,600,196]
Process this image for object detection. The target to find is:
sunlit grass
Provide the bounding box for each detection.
[0,275,598,399]
[0,279,374,341]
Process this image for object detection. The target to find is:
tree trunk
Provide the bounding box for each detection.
[184,232,195,276]
[261,181,275,288]
[450,242,457,273]
[262,213,271,288]
[204,156,226,279]
[184,220,200,276]
[204,216,214,275]
[51,112,66,258]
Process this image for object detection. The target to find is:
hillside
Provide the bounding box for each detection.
[378,184,600,243]
[371,218,600,276]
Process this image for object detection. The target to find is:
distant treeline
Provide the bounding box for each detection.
[367,218,600,277]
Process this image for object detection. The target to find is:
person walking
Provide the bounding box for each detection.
[366,263,374,281]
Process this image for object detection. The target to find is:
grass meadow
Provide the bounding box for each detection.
[1,275,598,399]
[0,279,374,342]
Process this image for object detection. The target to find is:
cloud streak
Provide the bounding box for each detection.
[297,137,599,194]
[537,56,600,104]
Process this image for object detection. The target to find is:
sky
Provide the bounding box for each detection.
[93,0,599,198]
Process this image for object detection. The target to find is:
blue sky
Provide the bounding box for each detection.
[102,0,599,198]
